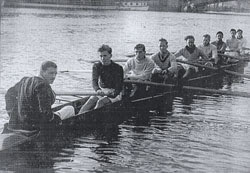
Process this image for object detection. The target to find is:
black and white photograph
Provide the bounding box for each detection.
[0,0,250,172]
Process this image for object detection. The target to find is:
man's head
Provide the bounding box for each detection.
[185,35,195,48]
[40,61,57,84]
[98,44,112,66]
[230,29,236,37]
[237,29,243,38]
[134,44,146,61]
[159,38,168,54]
[216,31,223,41]
[202,34,210,46]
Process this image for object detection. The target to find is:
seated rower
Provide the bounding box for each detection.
[198,34,218,65]
[174,35,208,79]
[236,29,248,55]
[226,28,240,57]
[123,43,154,98]
[211,31,227,64]
[5,61,75,133]
[151,38,178,83]
[211,31,227,54]
[79,45,123,113]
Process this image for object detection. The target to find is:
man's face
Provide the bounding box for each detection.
[41,67,57,84]
[159,41,168,54]
[99,50,112,66]
[216,33,223,41]
[135,47,146,61]
[203,37,210,46]
[230,30,236,37]
[186,38,195,48]
[237,31,242,38]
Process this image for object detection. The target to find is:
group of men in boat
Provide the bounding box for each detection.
[4,29,248,133]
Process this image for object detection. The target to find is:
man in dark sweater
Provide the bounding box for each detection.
[79,45,123,113]
[5,61,75,132]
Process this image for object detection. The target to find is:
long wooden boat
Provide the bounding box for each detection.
[0,87,176,152]
[0,58,248,152]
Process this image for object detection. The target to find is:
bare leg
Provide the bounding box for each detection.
[94,97,111,109]
[79,96,98,114]
[182,68,192,79]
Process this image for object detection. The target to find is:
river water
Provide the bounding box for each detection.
[1,7,250,173]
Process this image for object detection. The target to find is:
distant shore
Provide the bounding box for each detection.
[4,2,120,10]
[3,1,250,14]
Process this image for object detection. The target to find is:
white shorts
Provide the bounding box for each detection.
[54,105,75,120]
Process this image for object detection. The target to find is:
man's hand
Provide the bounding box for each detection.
[97,89,105,96]
[52,114,62,126]
[161,69,168,75]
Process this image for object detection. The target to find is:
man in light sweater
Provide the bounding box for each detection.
[124,44,155,81]
[236,29,248,55]
[226,28,240,57]
[123,44,154,98]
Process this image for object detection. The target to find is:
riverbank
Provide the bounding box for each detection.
[3,1,151,11]
[4,2,119,10]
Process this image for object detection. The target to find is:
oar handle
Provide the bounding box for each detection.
[176,60,218,70]
[218,53,237,59]
[125,53,154,57]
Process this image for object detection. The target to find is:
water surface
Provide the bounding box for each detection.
[1,7,250,172]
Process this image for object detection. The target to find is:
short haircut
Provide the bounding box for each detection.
[237,29,243,33]
[41,61,57,71]
[184,35,195,41]
[216,31,223,36]
[134,44,145,51]
[203,34,210,40]
[230,29,236,32]
[98,44,112,54]
[159,38,168,44]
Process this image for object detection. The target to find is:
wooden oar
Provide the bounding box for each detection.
[59,70,92,73]
[0,90,96,96]
[176,59,218,70]
[124,80,250,98]
[78,58,128,63]
[176,60,250,79]
[126,53,154,57]
[56,91,96,96]
[218,53,250,61]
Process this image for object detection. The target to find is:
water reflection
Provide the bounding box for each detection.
[0,125,121,172]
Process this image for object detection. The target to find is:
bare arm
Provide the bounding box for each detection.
[168,54,177,74]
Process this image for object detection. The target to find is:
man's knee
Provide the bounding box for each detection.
[95,97,111,109]
[78,96,99,114]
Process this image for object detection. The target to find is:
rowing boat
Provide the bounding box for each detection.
[0,86,176,152]
[0,58,247,152]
